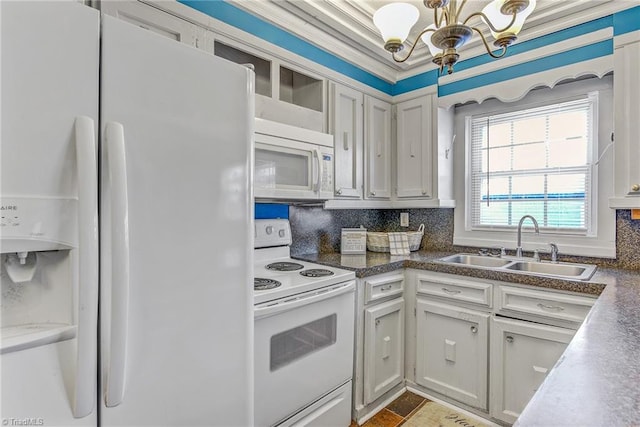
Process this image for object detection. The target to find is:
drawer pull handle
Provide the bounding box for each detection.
[442,287,461,295]
[506,335,514,343]
[537,303,565,312]
[380,285,393,291]
[470,326,478,334]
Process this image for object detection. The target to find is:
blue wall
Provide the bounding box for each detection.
[255,203,289,219]
[180,1,640,98]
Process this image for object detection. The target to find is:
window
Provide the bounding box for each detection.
[453,75,615,258]
[467,93,598,235]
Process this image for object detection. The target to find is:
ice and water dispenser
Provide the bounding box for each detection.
[1,197,80,351]
[1,117,99,358]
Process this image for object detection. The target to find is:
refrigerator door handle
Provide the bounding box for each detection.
[73,116,100,418]
[103,121,131,408]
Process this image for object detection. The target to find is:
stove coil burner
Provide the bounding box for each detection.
[254,278,282,291]
[300,269,334,278]
[266,262,304,271]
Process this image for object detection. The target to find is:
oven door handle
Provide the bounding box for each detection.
[255,280,355,319]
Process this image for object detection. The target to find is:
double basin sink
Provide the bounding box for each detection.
[438,253,597,281]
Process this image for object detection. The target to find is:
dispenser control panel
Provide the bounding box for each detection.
[0,197,77,252]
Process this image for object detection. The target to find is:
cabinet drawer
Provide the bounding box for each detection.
[416,272,492,307]
[364,273,404,304]
[496,286,595,325]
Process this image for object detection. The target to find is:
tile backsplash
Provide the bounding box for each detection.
[289,206,640,271]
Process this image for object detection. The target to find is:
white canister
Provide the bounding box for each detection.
[341,228,367,255]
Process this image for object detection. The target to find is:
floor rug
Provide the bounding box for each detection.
[403,401,490,427]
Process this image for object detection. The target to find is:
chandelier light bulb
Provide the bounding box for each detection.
[482,0,537,40]
[373,2,420,52]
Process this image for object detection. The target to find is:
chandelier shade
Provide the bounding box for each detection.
[373,0,536,74]
[482,0,537,42]
[373,3,420,52]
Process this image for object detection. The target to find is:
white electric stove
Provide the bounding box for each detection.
[253,219,356,427]
[254,218,355,305]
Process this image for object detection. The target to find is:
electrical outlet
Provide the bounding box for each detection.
[400,212,409,227]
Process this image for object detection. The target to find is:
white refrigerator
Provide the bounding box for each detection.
[0,2,254,426]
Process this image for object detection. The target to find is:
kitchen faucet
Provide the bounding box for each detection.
[516,215,539,258]
[549,242,559,263]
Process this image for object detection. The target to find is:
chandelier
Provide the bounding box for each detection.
[373,0,537,74]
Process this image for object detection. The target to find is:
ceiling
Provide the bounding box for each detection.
[229,0,619,82]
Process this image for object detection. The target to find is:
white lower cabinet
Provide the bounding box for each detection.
[490,316,575,424]
[353,272,405,423]
[364,298,405,404]
[415,299,489,410]
[406,270,595,425]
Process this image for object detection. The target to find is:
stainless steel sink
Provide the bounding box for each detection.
[437,253,597,281]
[504,261,597,280]
[439,254,512,268]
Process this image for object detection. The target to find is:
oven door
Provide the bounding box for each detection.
[254,281,355,427]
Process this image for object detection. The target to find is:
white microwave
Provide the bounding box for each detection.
[254,118,334,201]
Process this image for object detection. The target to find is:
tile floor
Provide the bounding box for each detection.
[350,391,429,427]
[350,391,494,427]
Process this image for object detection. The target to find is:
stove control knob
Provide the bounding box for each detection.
[279,229,285,237]
[266,226,274,235]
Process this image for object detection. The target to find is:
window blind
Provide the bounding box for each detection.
[468,93,597,234]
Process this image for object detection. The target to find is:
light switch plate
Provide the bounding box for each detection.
[400,212,409,227]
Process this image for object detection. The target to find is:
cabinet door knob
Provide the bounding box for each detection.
[506,335,514,343]
[370,191,376,196]
[470,325,478,334]
[336,189,342,195]
[632,184,640,192]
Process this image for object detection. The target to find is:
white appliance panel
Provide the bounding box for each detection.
[280,381,352,427]
[99,15,253,426]
[254,283,355,427]
[0,341,94,426]
[0,1,99,200]
[1,2,100,424]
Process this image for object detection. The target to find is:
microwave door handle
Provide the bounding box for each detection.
[313,148,322,193]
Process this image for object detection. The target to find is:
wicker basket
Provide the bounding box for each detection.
[366,224,425,252]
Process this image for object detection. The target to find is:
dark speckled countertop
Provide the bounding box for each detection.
[293,250,640,427]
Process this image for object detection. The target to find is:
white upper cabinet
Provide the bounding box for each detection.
[610,30,640,208]
[214,40,326,132]
[395,93,454,206]
[364,96,392,200]
[396,96,432,198]
[330,82,364,199]
[100,1,214,52]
